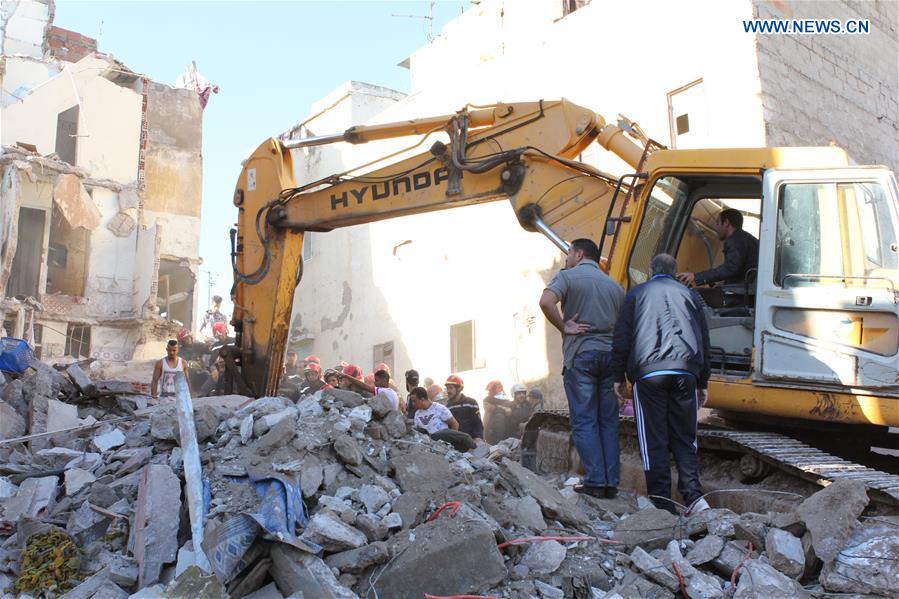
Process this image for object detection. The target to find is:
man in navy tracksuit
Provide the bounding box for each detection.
[611,254,711,515]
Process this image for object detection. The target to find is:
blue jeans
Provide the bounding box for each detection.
[563,349,620,487]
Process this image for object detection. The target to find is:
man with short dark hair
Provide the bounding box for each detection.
[612,253,711,515]
[284,350,301,376]
[151,339,192,401]
[540,238,625,499]
[341,368,402,412]
[678,208,758,287]
[444,375,484,440]
[404,369,420,418]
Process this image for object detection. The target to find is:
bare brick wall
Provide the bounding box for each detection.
[753,0,897,171]
[46,26,97,63]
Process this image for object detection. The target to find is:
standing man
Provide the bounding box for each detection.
[284,350,302,376]
[611,254,711,515]
[539,238,625,498]
[151,339,192,402]
[677,208,759,288]
[444,375,484,441]
[341,368,402,412]
[404,369,420,419]
[201,295,229,341]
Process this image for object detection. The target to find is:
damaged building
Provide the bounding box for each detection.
[0,0,205,362]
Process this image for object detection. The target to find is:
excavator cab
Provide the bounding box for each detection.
[615,162,899,404]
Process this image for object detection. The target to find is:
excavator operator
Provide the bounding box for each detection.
[677,208,759,288]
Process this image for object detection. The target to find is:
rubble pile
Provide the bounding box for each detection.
[1,363,898,598]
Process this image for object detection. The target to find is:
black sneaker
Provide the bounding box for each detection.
[603,487,618,499]
[574,484,605,498]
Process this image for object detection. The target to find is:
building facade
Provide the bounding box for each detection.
[286,0,896,406]
[0,0,205,362]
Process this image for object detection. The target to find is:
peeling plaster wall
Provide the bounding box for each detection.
[0,0,52,58]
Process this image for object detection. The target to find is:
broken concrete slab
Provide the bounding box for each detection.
[733,559,810,598]
[269,544,357,598]
[513,495,547,532]
[819,521,899,596]
[522,539,567,575]
[0,399,26,440]
[324,541,389,574]
[332,435,362,466]
[239,414,254,444]
[373,517,505,599]
[358,484,389,514]
[89,581,129,599]
[64,467,96,496]
[765,528,805,579]
[67,500,111,546]
[254,416,296,457]
[54,173,102,230]
[391,452,454,496]
[94,428,126,452]
[612,507,680,550]
[0,476,17,499]
[686,534,724,566]
[391,491,430,529]
[2,475,57,521]
[163,565,227,598]
[297,398,324,418]
[629,546,679,591]
[243,582,284,599]
[381,410,407,438]
[132,464,182,587]
[710,539,757,579]
[300,511,367,552]
[606,571,675,599]
[795,478,869,564]
[66,363,96,396]
[355,513,389,542]
[59,568,111,599]
[499,458,588,527]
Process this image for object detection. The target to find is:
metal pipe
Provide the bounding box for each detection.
[281,132,348,150]
[532,216,570,253]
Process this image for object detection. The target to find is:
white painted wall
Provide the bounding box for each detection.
[0,0,50,57]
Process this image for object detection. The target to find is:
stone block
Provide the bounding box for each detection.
[522,539,567,575]
[765,528,805,579]
[300,511,367,552]
[499,458,588,527]
[613,508,680,550]
[391,452,454,496]
[332,435,362,466]
[513,495,547,532]
[0,399,25,440]
[372,517,505,599]
[324,541,389,574]
[269,544,357,598]
[733,559,810,598]
[629,546,679,591]
[132,464,182,587]
[819,521,899,596]
[796,478,869,564]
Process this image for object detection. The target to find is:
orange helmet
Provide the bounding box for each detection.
[445,374,464,388]
[304,355,321,365]
[374,362,391,375]
[364,372,375,386]
[343,364,363,379]
[427,384,442,400]
[304,362,322,375]
[486,380,504,396]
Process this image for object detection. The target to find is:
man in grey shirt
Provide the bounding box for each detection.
[539,238,625,498]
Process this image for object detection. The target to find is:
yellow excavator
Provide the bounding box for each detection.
[225,99,899,504]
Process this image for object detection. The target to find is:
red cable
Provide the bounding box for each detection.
[496,535,596,549]
[730,542,754,588]
[671,561,691,599]
[427,501,462,522]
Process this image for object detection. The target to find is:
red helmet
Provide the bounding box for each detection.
[304,362,322,375]
[364,372,375,386]
[374,362,391,374]
[486,380,504,395]
[335,360,349,373]
[212,322,228,336]
[304,355,321,365]
[177,327,192,343]
[343,364,362,379]
[445,374,464,389]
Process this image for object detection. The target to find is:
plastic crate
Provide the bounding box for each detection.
[0,337,34,374]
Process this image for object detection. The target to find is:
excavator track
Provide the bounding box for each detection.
[521,411,899,509]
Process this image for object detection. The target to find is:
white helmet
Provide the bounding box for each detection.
[511,383,527,394]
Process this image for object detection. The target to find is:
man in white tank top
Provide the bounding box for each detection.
[151,340,192,401]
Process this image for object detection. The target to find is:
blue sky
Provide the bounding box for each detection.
[54,1,462,323]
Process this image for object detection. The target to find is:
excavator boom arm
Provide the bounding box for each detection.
[228,99,645,397]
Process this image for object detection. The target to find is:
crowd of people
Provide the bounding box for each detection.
[280,353,547,450]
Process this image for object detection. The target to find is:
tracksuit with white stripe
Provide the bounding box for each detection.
[610,273,711,513]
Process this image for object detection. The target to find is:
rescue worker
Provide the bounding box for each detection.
[299,362,327,397]
[338,364,363,390]
[444,375,484,440]
[508,383,535,436]
[678,208,759,287]
[341,368,402,411]
[150,339,192,401]
[427,383,445,404]
[612,254,711,515]
[483,380,513,444]
[404,369,420,419]
[201,295,228,341]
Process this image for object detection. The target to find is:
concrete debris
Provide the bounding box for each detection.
[819,520,899,595]
[733,559,810,598]
[1,359,896,599]
[521,539,567,575]
[765,527,805,579]
[795,477,869,564]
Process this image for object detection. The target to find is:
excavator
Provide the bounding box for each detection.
[225,99,899,506]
